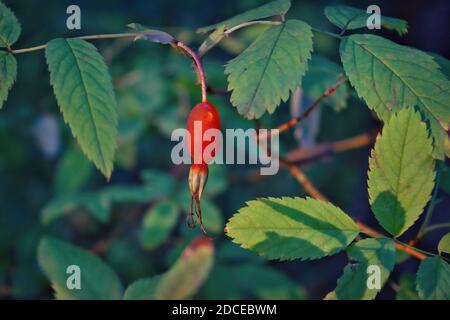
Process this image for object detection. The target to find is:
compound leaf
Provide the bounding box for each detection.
[46,38,118,178]
[226,19,313,119]
[340,34,450,159]
[368,109,435,236]
[226,197,359,261]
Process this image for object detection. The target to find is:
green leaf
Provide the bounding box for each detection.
[416,256,450,300]
[396,273,419,300]
[123,275,162,300]
[128,23,176,45]
[438,233,450,255]
[332,238,396,300]
[226,197,359,261]
[139,200,179,250]
[368,109,435,236]
[430,53,450,80]
[41,193,111,225]
[37,237,123,299]
[198,0,291,34]
[0,1,21,47]
[154,237,214,299]
[325,5,408,36]
[226,19,313,119]
[53,147,93,195]
[340,34,450,159]
[46,38,118,178]
[0,51,16,109]
[302,55,349,111]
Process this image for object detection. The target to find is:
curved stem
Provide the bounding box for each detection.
[10,32,208,102]
[257,76,348,141]
[176,41,207,103]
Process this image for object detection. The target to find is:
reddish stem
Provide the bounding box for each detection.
[176,41,207,103]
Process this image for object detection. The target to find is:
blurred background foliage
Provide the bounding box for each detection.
[0,0,449,299]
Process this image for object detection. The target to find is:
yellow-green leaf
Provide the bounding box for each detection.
[226,197,359,261]
[368,109,435,236]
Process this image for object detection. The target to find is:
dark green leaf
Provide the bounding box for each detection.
[0,51,16,108]
[340,34,450,159]
[37,237,123,299]
[46,38,118,178]
[198,0,291,34]
[226,20,313,119]
[0,1,21,47]
[325,5,408,36]
[416,256,450,300]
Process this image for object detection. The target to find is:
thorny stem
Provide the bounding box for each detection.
[281,158,428,261]
[257,76,348,141]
